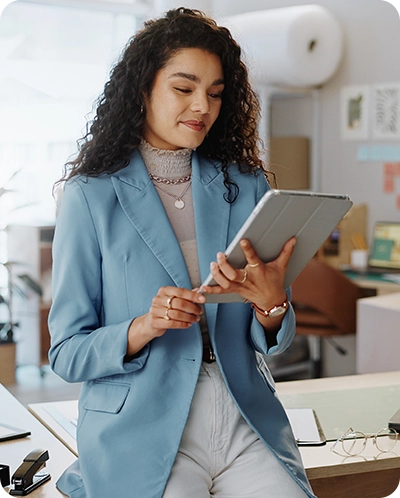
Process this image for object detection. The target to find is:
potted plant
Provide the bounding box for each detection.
[0,261,43,384]
[0,173,43,384]
[0,263,18,385]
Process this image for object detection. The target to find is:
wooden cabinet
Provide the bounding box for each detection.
[0,342,16,384]
[6,224,54,368]
[40,303,51,366]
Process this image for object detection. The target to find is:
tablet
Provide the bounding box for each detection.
[201,189,352,303]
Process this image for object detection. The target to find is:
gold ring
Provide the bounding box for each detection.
[248,262,260,268]
[164,309,170,321]
[166,296,174,309]
[239,269,247,284]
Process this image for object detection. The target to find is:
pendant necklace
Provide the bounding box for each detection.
[153,179,192,209]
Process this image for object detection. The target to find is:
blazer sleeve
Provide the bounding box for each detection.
[245,170,297,356]
[249,294,296,356]
[48,180,149,383]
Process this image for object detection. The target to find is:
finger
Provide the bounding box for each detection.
[239,239,262,267]
[211,258,243,289]
[157,288,204,322]
[274,237,296,268]
[158,287,206,307]
[157,303,201,330]
[216,253,248,284]
[216,253,238,281]
[207,261,231,289]
[164,307,202,325]
[199,283,227,295]
[166,296,204,317]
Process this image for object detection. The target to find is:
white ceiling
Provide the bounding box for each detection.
[18,0,151,15]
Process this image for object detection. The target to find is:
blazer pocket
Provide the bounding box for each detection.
[83,381,130,414]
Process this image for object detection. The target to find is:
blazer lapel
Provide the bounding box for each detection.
[111,151,232,338]
[192,154,231,337]
[111,151,192,288]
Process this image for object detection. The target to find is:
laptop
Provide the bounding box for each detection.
[363,221,400,275]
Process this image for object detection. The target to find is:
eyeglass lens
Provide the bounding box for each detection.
[342,430,366,455]
[375,428,398,453]
[342,428,398,455]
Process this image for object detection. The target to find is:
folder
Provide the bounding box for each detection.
[285,408,326,446]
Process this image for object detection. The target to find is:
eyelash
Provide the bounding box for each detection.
[174,88,222,99]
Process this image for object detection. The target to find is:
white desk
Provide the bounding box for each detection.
[277,371,400,497]
[29,371,400,498]
[356,292,400,374]
[0,384,76,496]
[28,400,78,457]
[322,271,400,378]
[343,270,400,296]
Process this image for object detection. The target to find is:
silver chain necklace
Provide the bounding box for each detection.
[148,173,191,185]
[154,180,192,209]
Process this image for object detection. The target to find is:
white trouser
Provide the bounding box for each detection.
[163,362,309,498]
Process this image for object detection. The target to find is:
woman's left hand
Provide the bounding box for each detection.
[200,237,296,314]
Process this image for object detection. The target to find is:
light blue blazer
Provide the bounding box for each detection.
[48,151,315,498]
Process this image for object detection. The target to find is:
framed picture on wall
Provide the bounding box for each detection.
[372,82,400,140]
[340,85,370,141]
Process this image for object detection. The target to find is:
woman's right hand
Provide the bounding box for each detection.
[126,286,205,357]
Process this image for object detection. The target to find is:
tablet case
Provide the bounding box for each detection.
[201,189,352,303]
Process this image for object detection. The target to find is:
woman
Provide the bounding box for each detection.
[49,8,316,498]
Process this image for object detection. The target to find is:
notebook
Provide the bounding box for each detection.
[285,408,326,446]
[364,221,400,274]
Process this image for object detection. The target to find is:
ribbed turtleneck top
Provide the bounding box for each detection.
[139,140,210,349]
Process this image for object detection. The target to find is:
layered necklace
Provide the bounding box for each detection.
[140,139,193,210]
[149,173,192,209]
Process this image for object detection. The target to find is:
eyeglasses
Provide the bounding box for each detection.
[331,427,399,456]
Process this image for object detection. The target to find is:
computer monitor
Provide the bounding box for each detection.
[368,221,400,271]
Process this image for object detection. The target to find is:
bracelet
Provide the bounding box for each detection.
[251,297,289,318]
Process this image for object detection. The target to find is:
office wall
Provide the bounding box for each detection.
[3,0,398,237]
[153,0,212,14]
[213,0,400,243]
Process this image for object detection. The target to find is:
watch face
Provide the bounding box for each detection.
[268,305,287,318]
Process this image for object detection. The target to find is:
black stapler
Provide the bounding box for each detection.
[9,449,51,496]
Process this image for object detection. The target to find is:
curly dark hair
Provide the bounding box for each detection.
[63,7,267,201]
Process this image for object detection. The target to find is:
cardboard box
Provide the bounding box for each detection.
[269,136,310,190]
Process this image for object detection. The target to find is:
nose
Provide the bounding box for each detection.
[191,92,211,114]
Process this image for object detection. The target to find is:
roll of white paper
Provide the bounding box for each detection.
[225,5,343,87]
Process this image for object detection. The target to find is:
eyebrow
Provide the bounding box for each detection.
[169,72,224,86]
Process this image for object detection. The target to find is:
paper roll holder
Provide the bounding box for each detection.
[9,449,51,495]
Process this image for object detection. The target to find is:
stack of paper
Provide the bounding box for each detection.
[285,408,326,446]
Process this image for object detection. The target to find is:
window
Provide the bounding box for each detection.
[0,1,143,228]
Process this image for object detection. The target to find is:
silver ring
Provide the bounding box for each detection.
[164,309,170,321]
[239,269,247,284]
[248,262,260,268]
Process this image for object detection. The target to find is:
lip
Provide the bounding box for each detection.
[181,120,206,132]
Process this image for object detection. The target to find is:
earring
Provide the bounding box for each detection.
[140,105,144,113]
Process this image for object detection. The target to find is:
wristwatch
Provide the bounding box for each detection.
[251,297,289,318]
